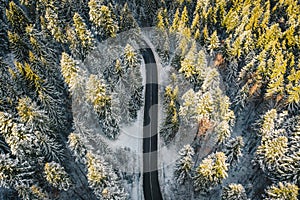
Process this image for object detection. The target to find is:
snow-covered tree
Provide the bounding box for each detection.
[6,1,30,34]
[160,85,180,143]
[174,144,194,184]
[222,183,248,200]
[225,136,244,165]
[86,74,111,119]
[0,2,8,56]
[123,44,143,121]
[264,182,298,200]
[65,11,94,60]
[86,75,119,139]
[88,0,118,38]
[156,8,169,31]
[86,152,127,199]
[68,133,87,163]
[207,31,220,54]
[60,52,80,92]
[73,12,94,58]
[255,110,300,183]
[44,6,66,43]
[7,31,29,62]
[119,3,138,32]
[0,154,38,199]
[44,161,72,191]
[194,152,228,192]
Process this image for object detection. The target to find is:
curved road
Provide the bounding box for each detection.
[142,48,163,200]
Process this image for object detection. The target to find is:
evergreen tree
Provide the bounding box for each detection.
[286,66,300,112]
[44,161,72,191]
[86,152,127,199]
[225,136,244,165]
[194,152,228,192]
[86,75,119,139]
[255,110,300,183]
[123,44,143,121]
[179,89,197,124]
[115,83,131,124]
[160,85,180,143]
[170,8,180,33]
[88,1,118,38]
[264,182,298,200]
[6,1,30,34]
[44,6,66,43]
[68,133,87,163]
[66,12,93,60]
[156,8,168,31]
[174,144,194,184]
[16,97,64,162]
[207,31,220,54]
[0,1,8,56]
[222,183,247,200]
[60,52,80,92]
[119,3,138,32]
[179,41,197,82]
[8,31,30,62]
[0,154,38,199]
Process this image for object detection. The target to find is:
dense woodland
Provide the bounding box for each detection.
[0,0,299,199]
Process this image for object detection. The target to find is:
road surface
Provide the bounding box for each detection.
[142,48,163,200]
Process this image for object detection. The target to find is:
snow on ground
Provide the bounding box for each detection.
[141,31,199,199]
[102,58,147,200]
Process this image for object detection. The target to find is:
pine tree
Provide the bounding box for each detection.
[170,8,180,33]
[286,66,300,111]
[264,182,298,200]
[123,44,143,121]
[215,120,231,145]
[179,6,189,31]
[207,31,220,54]
[44,161,72,191]
[44,6,66,43]
[157,9,167,31]
[86,75,119,139]
[174,145,194,184]
[115,83,131,124]
[252,109,300,183]
[16,97,64,162]
[194,152,228,192]
[6,1,30,34]
[179,89,197,124]
[195,92,213,121]
[0,1,8,56]
[8,31,30,62]
[191,13,200,40]
[86,152,127,199]
[88,1,118,38]
[60,52,80,92]
[222,183,248,200]
[66,12,94,60]
[0,154,37,199]
[225,136,244,165]
[201,68,220,91]
[160,85,180,143]
[256,135,288,168]
[119,3,138,32]
[179,41,197,81]
[68,133,87,163]
[258,109,277,137]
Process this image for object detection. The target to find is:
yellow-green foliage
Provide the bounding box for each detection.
[264,182,299,200]
[162,0,300,110]
[44,162,71,191]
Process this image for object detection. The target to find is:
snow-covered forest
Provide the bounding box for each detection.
[0,0,299,199]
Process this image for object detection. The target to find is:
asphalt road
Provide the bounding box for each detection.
[142,48,163,200]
